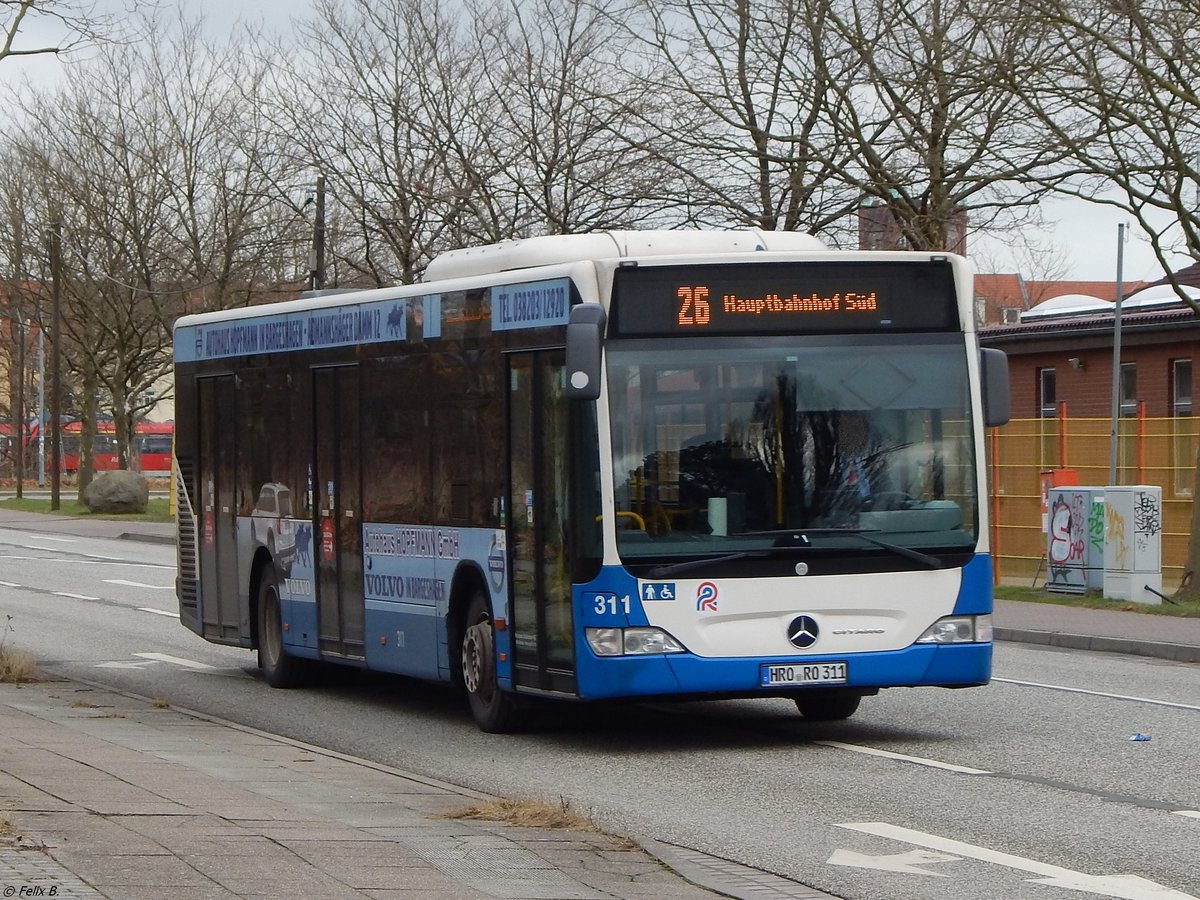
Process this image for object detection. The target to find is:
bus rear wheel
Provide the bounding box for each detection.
[257,568,304,688]
[794,690,861,721]
[461,590,522,733]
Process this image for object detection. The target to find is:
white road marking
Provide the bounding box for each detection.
[0,553,171,569]
[53,591,99,601]
[835,822,1197,899]
[994,677,1200,712]
[138,607,179,618]
[132,652,214,670]
[828,848,958,876]
[94,661,153,669]
[1173,811,1200,820]
[25,535,76,543]
[0,580,18,587]
[107,579,173,590]
[816,740,991,775]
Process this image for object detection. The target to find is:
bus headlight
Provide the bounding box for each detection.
[586,627,687,656]
[916,614,992,644]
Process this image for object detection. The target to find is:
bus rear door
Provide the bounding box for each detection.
[313,365,366,660]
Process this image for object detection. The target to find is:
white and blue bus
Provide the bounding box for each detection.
[173,230,1009,732]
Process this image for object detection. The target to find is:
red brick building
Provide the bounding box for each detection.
[979,274,1200,421]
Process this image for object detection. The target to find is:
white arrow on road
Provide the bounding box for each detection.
[828,848,959,876]
[133,652,214,670]
[836,822,1197,900]
[96,653,215,671]
[95,661,153,669]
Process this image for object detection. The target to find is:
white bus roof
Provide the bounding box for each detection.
[422,229,826,281]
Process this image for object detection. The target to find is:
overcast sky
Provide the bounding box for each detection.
[2,0,1191,287]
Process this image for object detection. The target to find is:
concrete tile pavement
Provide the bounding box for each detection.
[0,681,728,900]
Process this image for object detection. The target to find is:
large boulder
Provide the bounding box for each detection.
[83,470,150,514]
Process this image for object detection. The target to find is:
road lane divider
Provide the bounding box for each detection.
[993,676,1200,712]
[816,740,991,775]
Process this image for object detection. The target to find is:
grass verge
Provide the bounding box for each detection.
[0,496,171,523]
[995,583,1200,617]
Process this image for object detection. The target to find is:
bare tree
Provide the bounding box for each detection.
[467,0,676,236]
[267,0,488,286]
[607,0,858,235]
[0,146,40,481]
[1021,0,1200,302]
[1,0,141,64]
[5,14,300,478]
[813,0,1067,251]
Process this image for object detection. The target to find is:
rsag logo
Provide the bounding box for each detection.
[695,581,718,612]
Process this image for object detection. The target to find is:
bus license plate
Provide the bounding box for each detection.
[760,662,848,686]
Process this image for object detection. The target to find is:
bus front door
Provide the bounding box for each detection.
[508,351,576,694]
[313,365,365,660]
[197,375,241,641]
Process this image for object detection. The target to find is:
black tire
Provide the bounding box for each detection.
[794,690,862,721]
[461,589,523,733]
[257,567,305,688]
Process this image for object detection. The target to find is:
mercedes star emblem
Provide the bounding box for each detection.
[787,615,819,649]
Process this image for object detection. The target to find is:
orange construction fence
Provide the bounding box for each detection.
[989,409,1196,588]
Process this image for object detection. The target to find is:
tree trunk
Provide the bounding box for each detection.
[76,369,97,502]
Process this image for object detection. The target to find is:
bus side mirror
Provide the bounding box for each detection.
[980,348,1010,427]
[565,305,606,401]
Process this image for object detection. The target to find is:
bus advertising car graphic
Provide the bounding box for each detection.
[695,581,719,612]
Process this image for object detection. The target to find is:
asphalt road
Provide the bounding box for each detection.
[1,524,1197,900]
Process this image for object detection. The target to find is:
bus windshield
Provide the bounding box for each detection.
[606,334,978,568]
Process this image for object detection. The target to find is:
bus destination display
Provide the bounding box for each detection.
[612,260,958,336]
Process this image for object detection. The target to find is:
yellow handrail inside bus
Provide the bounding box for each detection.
[597,511,647,531]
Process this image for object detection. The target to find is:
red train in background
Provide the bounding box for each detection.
[2,420,173,478]
[61,420,174,476]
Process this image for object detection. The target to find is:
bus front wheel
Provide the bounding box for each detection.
[461,590,522,733]
[794,690,861,721]
[257,568,304,688]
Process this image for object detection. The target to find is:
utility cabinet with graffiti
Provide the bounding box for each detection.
[1045,486,1105,594]
[1043,483,1162,603]
[1103,486,1163,604]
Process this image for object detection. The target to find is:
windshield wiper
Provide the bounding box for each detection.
[747,528,943,569]
[647,551,769,579]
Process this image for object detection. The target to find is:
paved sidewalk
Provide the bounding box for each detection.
[0,506,175,545]
[993,597,1200,663]
[0,681,750,900]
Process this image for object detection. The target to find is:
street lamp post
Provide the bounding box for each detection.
[13,315,24,498]
[48,221,63,510]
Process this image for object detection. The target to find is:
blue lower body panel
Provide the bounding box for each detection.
[573,642,991,700]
